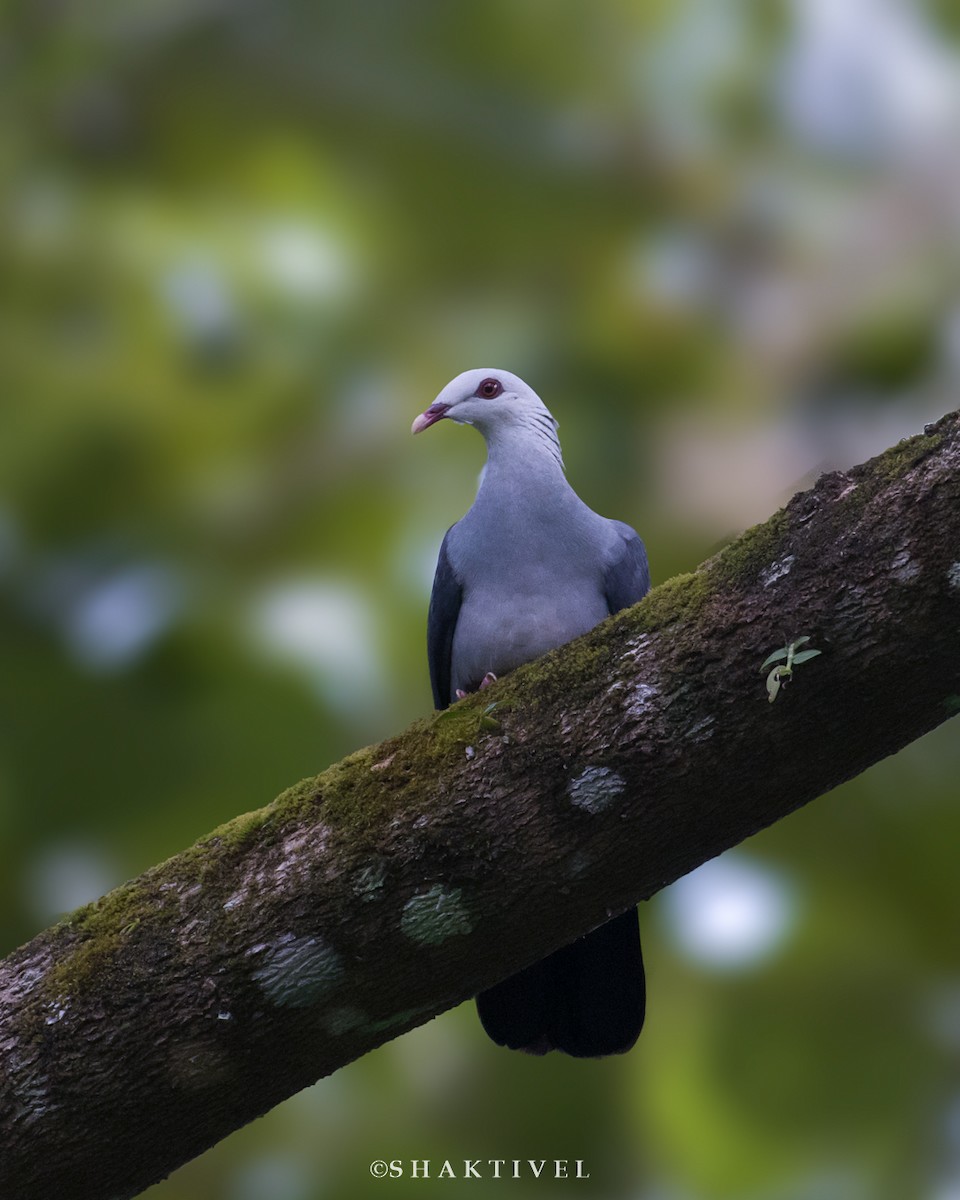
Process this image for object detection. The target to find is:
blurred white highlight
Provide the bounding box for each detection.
[781,0,960,160]
[63,564,184,672]
[162,256,237,345]
[662,854,797,969]
[23,841,119,923]
[249,578,386,714]
[259,220,353,299]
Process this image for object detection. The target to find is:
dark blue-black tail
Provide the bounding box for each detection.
[476,908,645,1057]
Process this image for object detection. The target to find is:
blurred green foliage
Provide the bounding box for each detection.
[2,2,960,1198]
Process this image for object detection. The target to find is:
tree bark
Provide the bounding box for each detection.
[3,412,960,1199]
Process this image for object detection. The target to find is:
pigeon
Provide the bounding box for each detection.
[412,368,648,1057]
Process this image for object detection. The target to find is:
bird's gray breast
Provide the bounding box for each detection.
[447,527,611,696]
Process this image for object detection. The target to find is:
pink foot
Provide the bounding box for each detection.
[455,672,497,701]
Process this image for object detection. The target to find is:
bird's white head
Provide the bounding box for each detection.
[411,369,559,446]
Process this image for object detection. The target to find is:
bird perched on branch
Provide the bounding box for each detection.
[412,368,649,1057]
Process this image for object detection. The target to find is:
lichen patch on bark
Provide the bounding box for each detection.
[567,766,627,813]
[250,934,344,1008]
[400,886,473,945]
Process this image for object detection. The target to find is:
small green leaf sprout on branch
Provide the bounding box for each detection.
[761,636,822,703]
[435,700,503,761]
[435,701,501,734]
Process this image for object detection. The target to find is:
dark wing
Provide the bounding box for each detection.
[603,521,650,615]
[426,528,463,710]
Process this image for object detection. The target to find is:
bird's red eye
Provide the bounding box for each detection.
[475,377,503,399]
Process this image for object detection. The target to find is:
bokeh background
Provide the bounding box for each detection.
[3,1,960,1197]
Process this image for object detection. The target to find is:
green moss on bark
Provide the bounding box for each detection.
[628,569,715,631]
[856,428,942,489]
[712,508,792,587]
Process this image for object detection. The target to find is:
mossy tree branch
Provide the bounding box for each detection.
[3,413,960,1200]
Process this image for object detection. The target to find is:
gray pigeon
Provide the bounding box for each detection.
[412,368,648,1057]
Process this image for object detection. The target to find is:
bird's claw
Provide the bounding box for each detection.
[455,672,497,701]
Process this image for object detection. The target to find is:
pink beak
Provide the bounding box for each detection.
[411,403,450,435]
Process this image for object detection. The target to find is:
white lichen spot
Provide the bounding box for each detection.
[627,681,659,720]
[179,917,203,941]
[400,885,473,945]
[13,963,48,1002]
[686,714,716,742]
[760,555,795,587]
[251,933,344,1008]
[948,562,960,590]
[323,1005,368,1035]
[568,766,626,814]
[224,822,331,915]
[43,997,70,1025]
[891,549,921,583]
[622,632,657,663]
[835,479,857,501]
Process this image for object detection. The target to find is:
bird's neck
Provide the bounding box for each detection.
[475,420,573,510]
